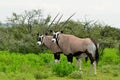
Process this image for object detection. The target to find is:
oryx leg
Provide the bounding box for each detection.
[86,52,96,75]
[76,57,82,71]
[67,54,73,63]
[93,61,96,75]
[54,52,60,63]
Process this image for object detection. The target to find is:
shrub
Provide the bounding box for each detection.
[39,53,53,65]
[69,70,83,79]
[101,48,120,64]
[52,62,76,77]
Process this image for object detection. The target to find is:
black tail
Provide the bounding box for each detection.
[90,38,99,64]
[95,46,99,64]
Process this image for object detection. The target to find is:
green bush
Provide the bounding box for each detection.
[52,62,76,77]
[100,48,120,64]
[39,53,54,65]
[69,70,83,79]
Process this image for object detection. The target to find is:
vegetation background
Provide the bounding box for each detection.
[0,9,120,80]
[0,9,120,54]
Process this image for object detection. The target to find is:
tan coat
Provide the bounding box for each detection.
[44,36,62,53]
[58,34,96,55]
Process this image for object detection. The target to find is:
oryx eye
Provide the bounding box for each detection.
[53,34,56,38]
[57,34,59,37]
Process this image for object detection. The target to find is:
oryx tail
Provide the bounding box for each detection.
[90,38,99,64]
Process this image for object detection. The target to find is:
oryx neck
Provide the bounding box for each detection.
[43,36,52,46]
[43,36,48,44]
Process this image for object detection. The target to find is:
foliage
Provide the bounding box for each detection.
[0,9,120,54]
[52,61,77,77]
[0,49,119,79]
[100,48,120,65]
[0,51,54,80]
[69,70,83,79]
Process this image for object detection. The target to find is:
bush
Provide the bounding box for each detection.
[52,62,76,77]
[69,70,83,79]
[100,48,120,64]
[39,53,53,65]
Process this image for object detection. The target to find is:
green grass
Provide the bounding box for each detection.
[0,48,120,80]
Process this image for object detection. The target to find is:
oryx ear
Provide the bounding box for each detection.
[61,31,63,33]
[50,30,53,33]
[50,30,55,34]
[45,33,48,35]
[37,32,39,36]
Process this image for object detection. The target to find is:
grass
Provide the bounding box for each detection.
[0,48,119,80]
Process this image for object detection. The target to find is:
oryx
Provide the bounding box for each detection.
[37,33,62,63]
[51,31,99,75]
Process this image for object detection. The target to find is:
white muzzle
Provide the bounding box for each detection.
[37,41,42,45]
[52,39,56,43]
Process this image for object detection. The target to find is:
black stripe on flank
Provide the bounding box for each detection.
[73,51,85,56]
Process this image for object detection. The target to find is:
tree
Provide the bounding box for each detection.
[7,9,43,33]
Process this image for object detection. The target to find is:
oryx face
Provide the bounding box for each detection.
[52,31,60,43]
[37,33,44,45]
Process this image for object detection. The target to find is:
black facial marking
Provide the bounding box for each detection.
[53,33,59,43]
[57,33,59,39]
[55,33,59,42]
[37,35,44,44]
[53,34,56,38]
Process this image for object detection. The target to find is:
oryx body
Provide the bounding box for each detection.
[52,32,99,75]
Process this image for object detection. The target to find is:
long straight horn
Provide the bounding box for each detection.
[45,13,60,34]
[48,13,60,28]
[60,13,76,30]
[55,14,63,30]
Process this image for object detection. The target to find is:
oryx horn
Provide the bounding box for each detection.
[59,13,76,31]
